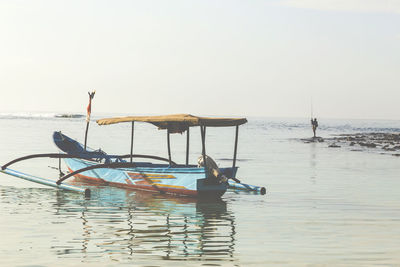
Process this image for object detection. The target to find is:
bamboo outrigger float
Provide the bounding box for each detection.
[0,94,265,197]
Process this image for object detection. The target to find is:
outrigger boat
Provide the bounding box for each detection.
[52,114,254,197]
[0,95,265,198]
[1,114,265,198]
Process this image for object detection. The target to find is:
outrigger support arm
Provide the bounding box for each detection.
[1,153,177,172]
[1,153,94,170]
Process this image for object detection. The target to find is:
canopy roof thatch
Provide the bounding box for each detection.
[96,114,247,133]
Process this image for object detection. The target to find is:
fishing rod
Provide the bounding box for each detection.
[310,96,313,119]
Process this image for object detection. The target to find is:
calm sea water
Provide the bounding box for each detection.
[1,113,400,266]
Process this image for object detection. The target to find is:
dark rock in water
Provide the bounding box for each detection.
[303,131,400,156]
[55,114,85,118]
[301,137,324,143]
[329,143,341,148]
[313,136,324,142]
[384,147,396,151]
[358,142,377,148]
[369,143,377,148]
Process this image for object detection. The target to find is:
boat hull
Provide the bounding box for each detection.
[64,158,228,197]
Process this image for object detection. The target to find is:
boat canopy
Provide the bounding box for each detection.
[96,114,247,133]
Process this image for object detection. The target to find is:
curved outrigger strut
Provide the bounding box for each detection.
[1,153,95,170]
[1,153,177,171]
[1,153,175,194]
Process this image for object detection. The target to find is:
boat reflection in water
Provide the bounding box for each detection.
[52,185,237,264]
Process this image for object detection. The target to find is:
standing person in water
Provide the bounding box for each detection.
[311,118,318,137]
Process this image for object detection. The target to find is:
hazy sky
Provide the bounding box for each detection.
[0,0,399,119]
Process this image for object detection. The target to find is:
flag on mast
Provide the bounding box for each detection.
[86,91,96,122]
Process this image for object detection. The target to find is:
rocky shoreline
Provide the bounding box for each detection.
[302,132,400,157]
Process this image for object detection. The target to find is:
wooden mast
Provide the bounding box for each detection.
[84,91,95,151]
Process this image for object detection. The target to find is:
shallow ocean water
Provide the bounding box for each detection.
[1,114,400,266]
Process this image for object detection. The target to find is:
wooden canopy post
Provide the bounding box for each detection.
[186,128,190,166]
[167,129,172,166]
[200,126,207,175]
[84,122,90,150]
[130,121,135,163]
[232,125,239,178]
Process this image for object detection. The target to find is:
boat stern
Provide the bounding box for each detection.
[196,178,228,199]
